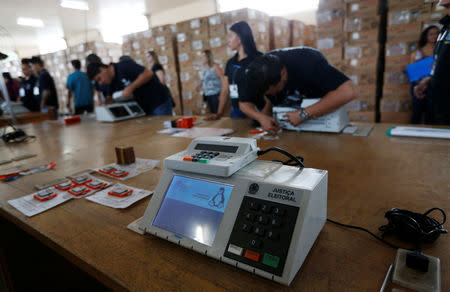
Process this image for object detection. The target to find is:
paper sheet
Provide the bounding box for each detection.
[95,158,160,181]
[86,183,153,209]
[171,127,234,138]
[8,188,73,217]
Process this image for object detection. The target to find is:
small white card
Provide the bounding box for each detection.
[86,183,153,209]
[229,84,239,99]
[8,188,73,217]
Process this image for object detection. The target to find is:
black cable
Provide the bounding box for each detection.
[257,147,305,168]
[327,208,447,251]
[326,218,405,250]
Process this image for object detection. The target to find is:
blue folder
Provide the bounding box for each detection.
[405,56,434,82]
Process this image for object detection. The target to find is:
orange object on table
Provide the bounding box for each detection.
[64,116,81,125]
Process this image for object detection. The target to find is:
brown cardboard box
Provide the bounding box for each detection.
[319,0,345,10]
[380,112,411,123]
[388,6,432,26]
[348,111,375,122]
[346,29,379,44]
[346,0,380,18]
[317,8,346,25]
[344,16,380,32]
[386,22,422,42]
[344,44,379,59]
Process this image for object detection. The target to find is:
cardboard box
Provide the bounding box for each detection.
[386,22,422,42]
[346,0,380,18]
[344,16,380,32]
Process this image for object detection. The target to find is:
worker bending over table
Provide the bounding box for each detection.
[242,47,358,134]
[87,58,172,115]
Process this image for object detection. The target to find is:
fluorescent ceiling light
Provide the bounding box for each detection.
[17,17,44,28]
[60,0,89,11]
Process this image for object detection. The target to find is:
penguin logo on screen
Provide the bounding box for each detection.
[209,187,225,209]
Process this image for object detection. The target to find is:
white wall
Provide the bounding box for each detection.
[149,0,217,27]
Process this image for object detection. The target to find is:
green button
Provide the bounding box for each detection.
[262,253,280,268]
[198,158,209,163]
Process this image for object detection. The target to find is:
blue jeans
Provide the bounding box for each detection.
[151,98,173,116]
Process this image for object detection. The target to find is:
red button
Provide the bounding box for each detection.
[244,249,260,262]
[183,157,193,161]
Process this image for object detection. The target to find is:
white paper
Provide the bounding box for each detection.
[86,183,153,209]
[95,158,160,181]
[157,128,186,135]
[8,188,73,217]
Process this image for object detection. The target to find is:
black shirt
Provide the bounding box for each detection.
[94,82,112,99]
[20,74,40,112]
[244,47,349,107]
[37,69,59,109]
[225,53,260,108]
[151,63,164,73]
[109,60,168,115]
[428,15,450,124]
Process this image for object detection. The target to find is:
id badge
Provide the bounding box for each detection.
[19,88,25,97]
[33,86,39,95]
[229,84,239,99]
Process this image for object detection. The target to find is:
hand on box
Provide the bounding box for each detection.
[122,86,134,98]
[259,115,281,135]
[283,110,303,127]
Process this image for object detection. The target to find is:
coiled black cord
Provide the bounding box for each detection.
[327,208,447,251]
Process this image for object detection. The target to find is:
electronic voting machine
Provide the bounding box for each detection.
[273,98,349,133]
[139,136,327,285]
[95,102,145,122]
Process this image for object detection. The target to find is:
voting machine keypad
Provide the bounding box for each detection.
[183,151,220,163]
[224,196,299,276]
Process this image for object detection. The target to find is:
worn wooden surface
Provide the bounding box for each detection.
[0,116,448,292]
[0,112,49,127]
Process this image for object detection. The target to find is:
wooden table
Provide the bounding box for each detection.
[0,112,49,127]
[0,116,448,291]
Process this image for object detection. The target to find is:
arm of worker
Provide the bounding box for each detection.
[414,76,431,99]
[239,100,281,135]
[67,90,72,111]
[155,69,165,84]
[122,68,153,98]
[284,80,357,126]
[205,76,229,120]
[40,89,50,109]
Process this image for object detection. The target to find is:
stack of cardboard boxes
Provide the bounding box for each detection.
[40,50,70,110]
[382,0,444,123]
[176,17,210,115]
[291,21,316,48]
[122,25,182,114]
[271,17,291,49]
[317,0,383,122]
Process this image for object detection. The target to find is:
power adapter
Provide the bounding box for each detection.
[2,129,27,143]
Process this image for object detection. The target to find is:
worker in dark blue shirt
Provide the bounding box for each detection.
[19,58,40,112]
[414,0,450,125]
[87,59,172,115]
[30,56,59,111]
[243,47,357,134]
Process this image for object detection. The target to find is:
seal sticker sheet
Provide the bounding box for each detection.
[95,158,160,181]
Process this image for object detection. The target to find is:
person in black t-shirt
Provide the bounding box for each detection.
[30,56,59,111]
[87,59,172,115]
[19,58,40,112]
[244,47,357,134]
[86,53,113,105]
[147,50,175,108]
[205,21,262,120]
[414,0,450,125]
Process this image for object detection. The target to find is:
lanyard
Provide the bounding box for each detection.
[231,65,241,85]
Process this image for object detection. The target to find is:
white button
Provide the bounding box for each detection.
[227,244,243,256]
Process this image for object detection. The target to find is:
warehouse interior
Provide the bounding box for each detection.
[0,0,449,291]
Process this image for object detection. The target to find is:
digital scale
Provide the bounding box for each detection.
[95,102,145,122]
[138,137,327,285]
[273,98,349,133]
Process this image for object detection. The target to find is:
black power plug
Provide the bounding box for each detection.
[406,251,429,272]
